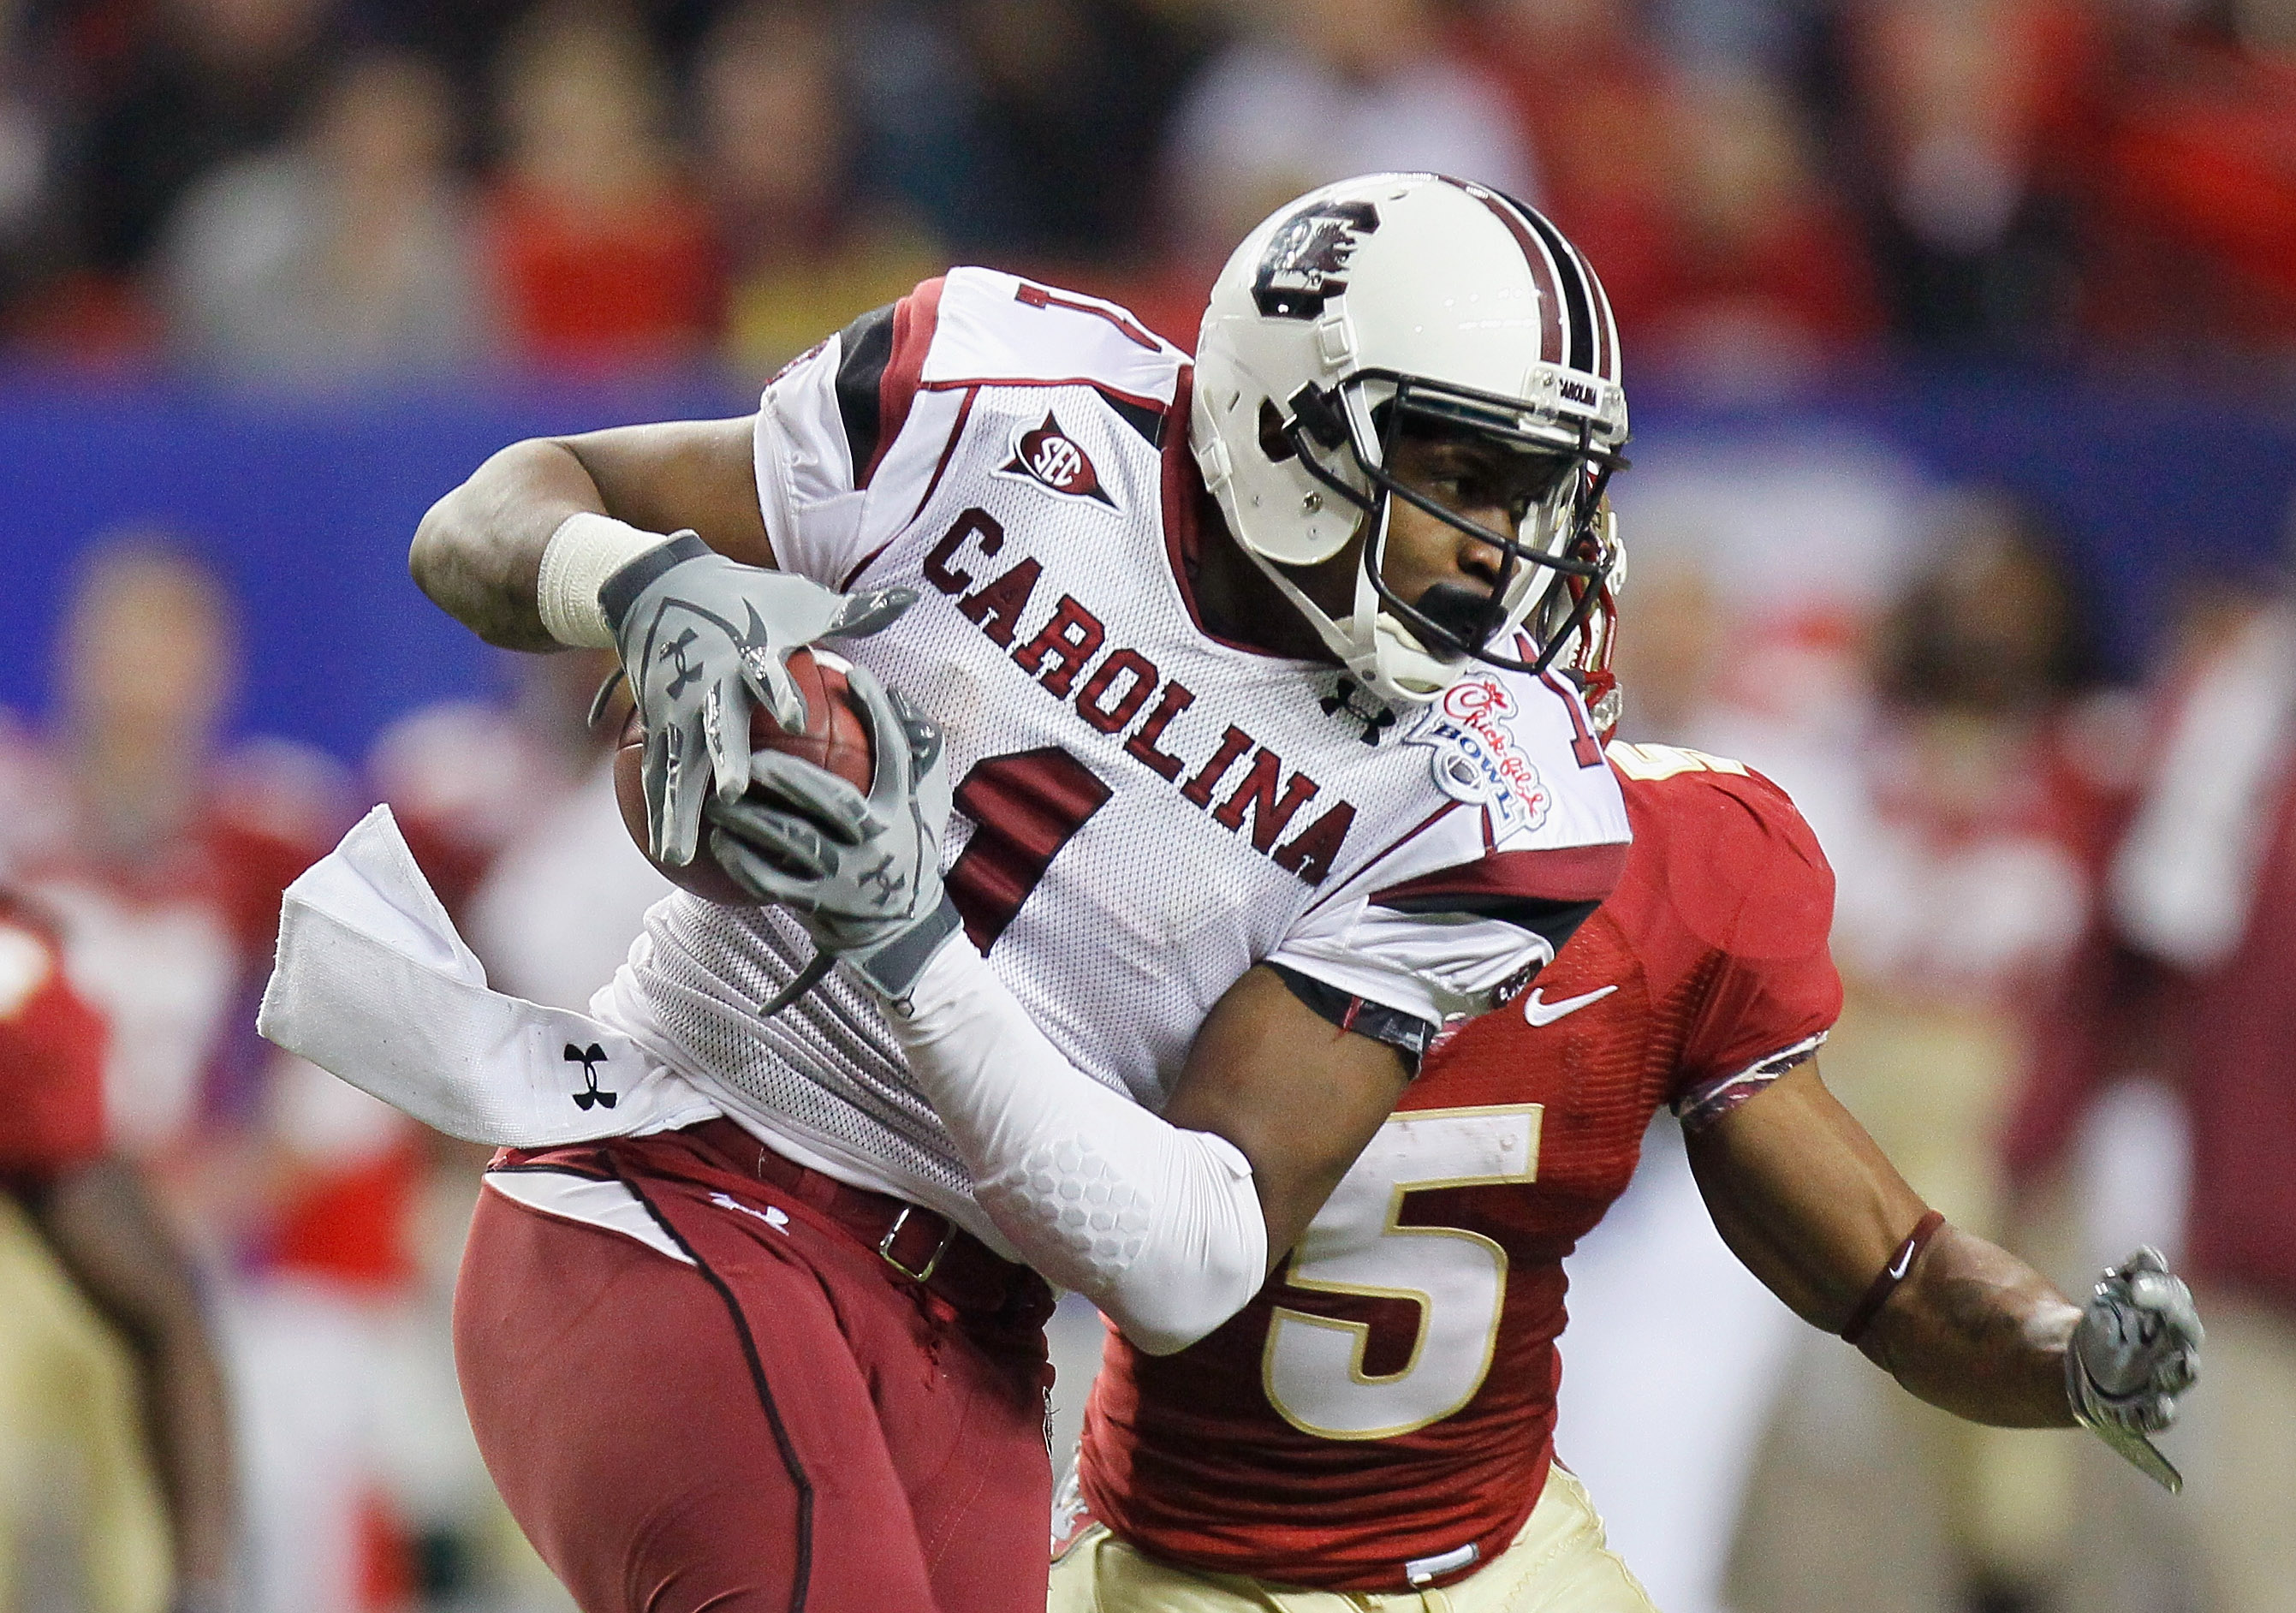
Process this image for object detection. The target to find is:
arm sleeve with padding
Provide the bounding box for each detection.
[878,936,1267,1355]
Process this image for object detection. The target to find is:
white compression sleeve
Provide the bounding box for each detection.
[878,938,1269,1354]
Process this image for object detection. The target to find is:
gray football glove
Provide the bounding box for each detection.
[598,531,913,866]
[705,663,961,1003]
[2066,1246,2203,1491]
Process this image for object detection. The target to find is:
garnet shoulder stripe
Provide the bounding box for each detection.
[865,276,945,488]
[1372,841,1629,911]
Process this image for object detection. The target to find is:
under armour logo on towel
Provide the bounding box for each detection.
[564,1043,617,1110]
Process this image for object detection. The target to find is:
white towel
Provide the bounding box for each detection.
[257,805,711,1146]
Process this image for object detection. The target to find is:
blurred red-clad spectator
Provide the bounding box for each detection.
[1642,73,1883,378]
[695,0,942,380]
[480,0,718,373]
[2005,571,2296,1612]
[0,889,238,1613]
[0,535,346,1198]
[2088,40,2296,357]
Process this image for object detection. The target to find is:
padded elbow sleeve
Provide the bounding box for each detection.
[878,941,1268,1354]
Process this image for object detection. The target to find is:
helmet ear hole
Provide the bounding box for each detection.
[1257,399,1297,464]
[1286,383,1351,450]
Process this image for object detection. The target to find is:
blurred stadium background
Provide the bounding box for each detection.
[0,0,2292,1610]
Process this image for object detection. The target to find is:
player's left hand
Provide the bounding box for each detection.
[705,664,960,1002]
[2066,1247,2202,1489]
[2068,1246,2203,1431]
[600,531,914,868]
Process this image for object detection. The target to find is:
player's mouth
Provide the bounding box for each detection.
[1407,580,1506,658]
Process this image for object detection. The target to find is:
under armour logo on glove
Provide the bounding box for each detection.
[854,853,907,908]
[564,1043,617,1110]
[1320,677,1396,745]
[657,628,704,699]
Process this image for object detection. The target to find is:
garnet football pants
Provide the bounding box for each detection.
[454,1126,1056,1613]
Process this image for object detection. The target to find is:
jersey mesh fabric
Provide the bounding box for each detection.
[602,268,1630,1227]
[1077,752,1842,1592]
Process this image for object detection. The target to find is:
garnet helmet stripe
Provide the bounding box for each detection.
[1439,175,1563,366]
[1565,235,1616,382]
[1510,198,1597,377]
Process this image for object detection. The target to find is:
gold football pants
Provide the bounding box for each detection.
[1049,1465,1661,1613]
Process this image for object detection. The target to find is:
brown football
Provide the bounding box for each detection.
[614,647,876,905]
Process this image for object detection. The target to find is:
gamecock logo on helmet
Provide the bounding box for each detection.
[1001,413,1115,507]
[1253,199,1381,319]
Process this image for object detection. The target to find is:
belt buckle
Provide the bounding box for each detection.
[878,1204,956,1284]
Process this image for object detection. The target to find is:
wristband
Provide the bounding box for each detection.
[536,512,665,648]
[1841,1209,1947,1345]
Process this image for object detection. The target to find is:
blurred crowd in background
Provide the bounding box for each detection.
[0,0,2292,380]
[0,3,2293,1613]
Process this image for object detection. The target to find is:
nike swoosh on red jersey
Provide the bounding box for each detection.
[1521,984,1618,1027]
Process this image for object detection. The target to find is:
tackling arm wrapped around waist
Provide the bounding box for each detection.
[878,928,1267,1354]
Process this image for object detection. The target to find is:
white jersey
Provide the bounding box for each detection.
[599,268,1631,1248]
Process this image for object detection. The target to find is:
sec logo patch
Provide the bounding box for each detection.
[1000,412,1115,508]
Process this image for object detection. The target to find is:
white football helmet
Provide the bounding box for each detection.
[1192,173,1630,705]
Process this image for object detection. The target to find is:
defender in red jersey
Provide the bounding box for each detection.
[1055,741,2203,1610]
[0,894,237,1609]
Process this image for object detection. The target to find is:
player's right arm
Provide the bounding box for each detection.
[408,384,913,868]
[1648,753,2198,1464]
[408,417,770,652]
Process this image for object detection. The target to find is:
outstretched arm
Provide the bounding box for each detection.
[1686,1060,2081,1427]
[18,1157,237,1602]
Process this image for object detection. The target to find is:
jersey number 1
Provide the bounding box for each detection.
[945,747,1111,949]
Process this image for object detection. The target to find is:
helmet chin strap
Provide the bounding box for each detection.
[1233,496,1465,707]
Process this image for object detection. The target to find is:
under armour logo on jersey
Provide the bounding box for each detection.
[564,1043,617,1110]
[1320,677,1396,745]
[999,414,1115,507]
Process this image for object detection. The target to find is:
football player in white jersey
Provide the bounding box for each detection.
[335,176,1639,1613]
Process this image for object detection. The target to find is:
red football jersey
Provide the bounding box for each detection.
[1074,744,1842,1592]
[0,896,108,1181]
